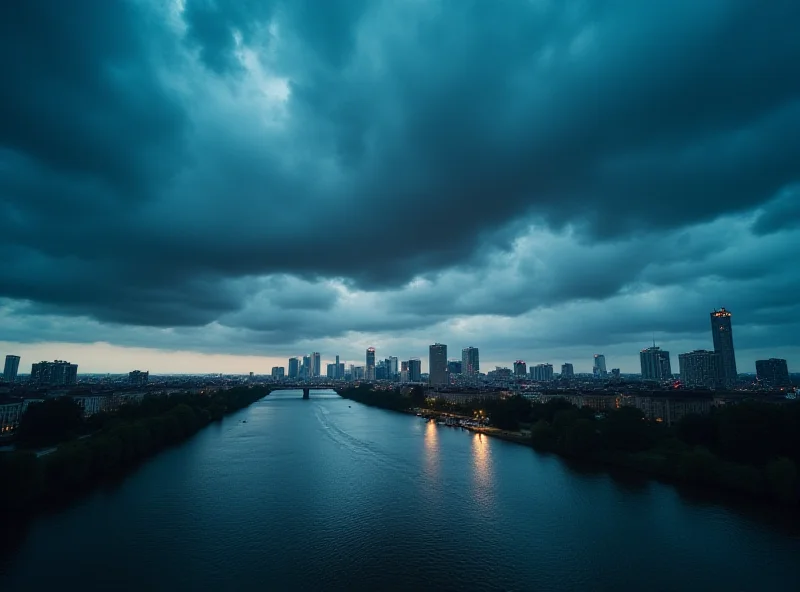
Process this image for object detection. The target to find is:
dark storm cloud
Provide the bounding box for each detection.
[2,0,800,354]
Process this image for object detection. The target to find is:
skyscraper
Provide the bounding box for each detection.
[129,370,149,386]
[462,347,480,376]
[3,355,20,383]
[408,358,422,382]
[366,347,376,381]
[640,346,672,382]
[447,360,462,375]
[30,360,78,386]
[513,360,527,377]
[711,308,737,386]
[679,350,722,388]
[335,355,341,379]
[429,344,448,386]
[400,360,410,383]
[302,355,311,379]
[288,357,299,379]
[755,358,790,387]
[388,356,398,377]
[531,363,554,381]
[593,354,607,378]
[311,352,321,378]
[560,363,574,379]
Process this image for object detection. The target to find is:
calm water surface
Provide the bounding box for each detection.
[2,390,799,591]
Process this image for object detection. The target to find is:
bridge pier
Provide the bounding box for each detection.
[302,388,310,399]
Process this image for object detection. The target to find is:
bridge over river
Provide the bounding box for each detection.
[265,384,343,399]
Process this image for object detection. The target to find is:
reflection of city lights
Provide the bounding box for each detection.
[472,432,491,488]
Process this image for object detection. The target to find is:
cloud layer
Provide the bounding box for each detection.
[1,0,799,372]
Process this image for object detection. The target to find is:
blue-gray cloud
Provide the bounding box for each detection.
[1,0,799,369]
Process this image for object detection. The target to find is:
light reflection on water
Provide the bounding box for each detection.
[423,420,439,480]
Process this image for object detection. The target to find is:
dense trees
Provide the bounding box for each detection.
[0,386,267,514]
[341,385,800,505]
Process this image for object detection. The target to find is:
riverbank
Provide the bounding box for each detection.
[0,386,269,518]
[339,386,799,507]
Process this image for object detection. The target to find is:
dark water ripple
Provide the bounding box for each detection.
[1,390,799,591]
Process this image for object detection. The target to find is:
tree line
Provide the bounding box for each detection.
[0,386,268,515]
[340,386,800,505]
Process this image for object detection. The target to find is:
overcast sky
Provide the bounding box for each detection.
[2,1,799,374]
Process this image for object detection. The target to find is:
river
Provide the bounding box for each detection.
[2,390,799,591]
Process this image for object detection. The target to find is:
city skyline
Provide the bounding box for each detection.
[2,3,799,376]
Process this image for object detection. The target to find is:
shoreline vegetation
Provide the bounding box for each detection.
[338,385,800,506]
[0,386,268,518]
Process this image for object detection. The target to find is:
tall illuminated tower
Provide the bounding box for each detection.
[710,308,737,386]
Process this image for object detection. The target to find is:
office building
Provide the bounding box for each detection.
[462,347,480,376]
[311,352,321,378]
[388,356,398,377]
[640,346,672,382]
[679,350,722,388]
[129,370,149,386]
[335,355,341,379]
[513,360,527,377]
[365,348,376,381]
[3,355,20,383]
[376,361,388,380]
[755,358,790,387]
[353,366,365,380]
[30,360,78,386]
[593,354,607,378]
[326,363,337,379]
[408,358,422,382]
[288,357,299,379]
[531,363,554,382]
[301,355,311,379]
[448,360,462,375]
[272,367,285,379]
[400,360,410,383]
[560,363,574,379]
[429,343,448,386]
[711,308,737,386]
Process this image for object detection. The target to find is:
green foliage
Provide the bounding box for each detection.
[530,420,556,450]
[601,407,655,453]
[765,457,798,503]
[0,385,267,516]
[678,446,719,486]
[16,398,85,447]
[565,419,596,458]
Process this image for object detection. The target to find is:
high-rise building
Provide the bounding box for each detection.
[513,360,527,377]
[288,357,299,379]
[408,358,422,382]
[272,367,285,379]
[3,355,20,383]
[301,355,311,379]
[531,363,554,382]
[30,360,78,386]
[400,360,410,383]
[388,356,398,377]
[593,354,607,378]
[335,355,341,379]
[353,366,365,380]
[448,360,463,375]
[366,347,376,381]
[462,347,480,376]
[376,361,388,380]
[640,346,672,382]
[560,363,574,379]
[429,343,448,386]
[326,363,337,379]
[711,308,737,386]
[311,352,321,378]
[755,358,790,387]
[129,370,149,386]
[679,350,722,388]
